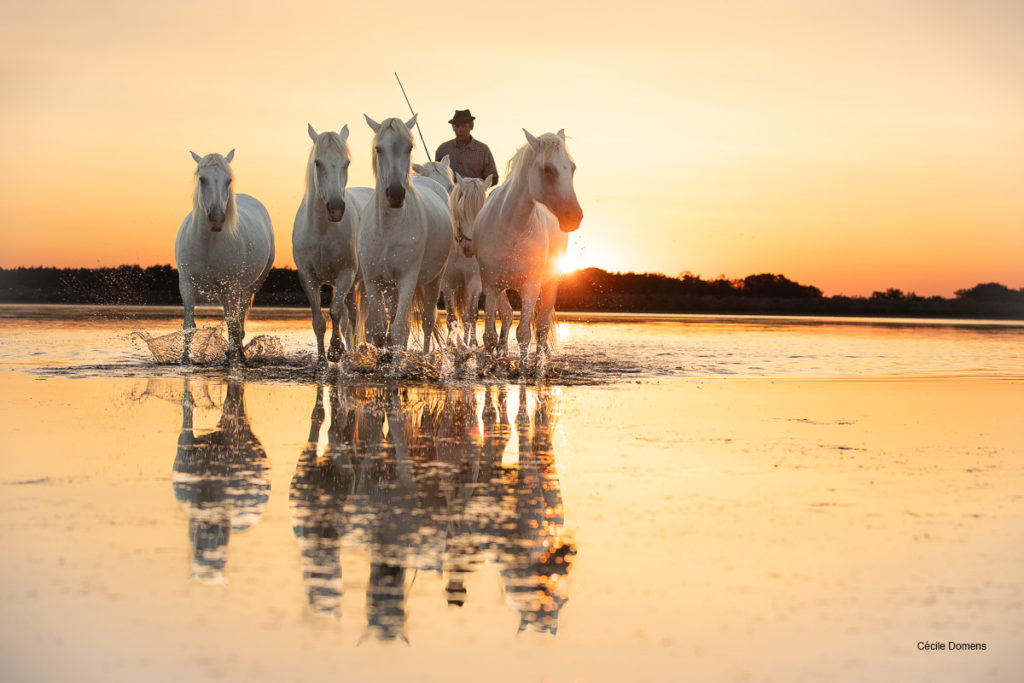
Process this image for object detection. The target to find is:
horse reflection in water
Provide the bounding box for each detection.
[289,384,575,640]
[173,377,270,584]
[288,383,365,617]
[448,386,576,634]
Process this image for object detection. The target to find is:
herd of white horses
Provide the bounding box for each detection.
[175,115,582,368]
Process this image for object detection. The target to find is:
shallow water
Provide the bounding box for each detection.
[2,304,1022,381]
[1,305,1022,682]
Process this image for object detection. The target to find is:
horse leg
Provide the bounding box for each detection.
[420,276,443,354]
[328,271,356,362]
[363,279,389,349]
[465,275,482,347]
[482,286,499,353]
[225,298,247,362]
[179,274,197,363]
[387,276,418,351]
[442,282,458,339]
[516,285,541,368]
[497,291,513,356]
[535,281,559,358]
[299,275,327,364]
[347,279,363,348]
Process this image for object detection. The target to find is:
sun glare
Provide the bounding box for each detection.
[557,242,589,274]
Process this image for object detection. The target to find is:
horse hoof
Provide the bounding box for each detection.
[328,344,343,363]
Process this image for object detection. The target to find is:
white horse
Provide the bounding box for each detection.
[413,155,454,194]
[292,124,371,364]
[472,130,582,362]
[175,150,275,362]
[441,174,491,345]
[358,115,453,352]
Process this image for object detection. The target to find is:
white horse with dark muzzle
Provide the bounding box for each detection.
[358,115,453,352]
[472,130,582,363]
[175,150,275,362]
[292,124,370,365]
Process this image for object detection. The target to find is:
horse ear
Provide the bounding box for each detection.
[308,124,318,142]
[440,154,450,168]
[225,149,235,163]
[454,171,464,183]
[339,124,349,142]
[412,163,425,174]
[557,129,566,141]
[523,129,540,150]
[190,151,202,164]
[483,174,494,187]
[364,115,382,134]
[404,114,418,130]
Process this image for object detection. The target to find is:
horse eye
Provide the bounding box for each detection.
[199,177,207,185]
[314,160,322,169]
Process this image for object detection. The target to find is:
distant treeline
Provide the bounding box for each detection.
[2,265,1023,319]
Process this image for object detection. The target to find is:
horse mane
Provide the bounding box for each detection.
[505,133,569,186]
[450,177,488,235]
[192,153,238,231]
[370,118,414,180]
[305,132,351,195]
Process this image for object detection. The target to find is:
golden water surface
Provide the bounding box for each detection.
[0,310,1022,682]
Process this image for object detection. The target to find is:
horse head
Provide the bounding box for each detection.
[308,124,351,222]
[523,129,583,233]
[413,155,454,194]
[366,114,417,208]
[451,174,490,257]
[190,149,236,232]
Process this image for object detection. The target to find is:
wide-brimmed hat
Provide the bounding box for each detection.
[448,109,475,124]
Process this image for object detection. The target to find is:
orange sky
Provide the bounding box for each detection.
[1,0,1022,296]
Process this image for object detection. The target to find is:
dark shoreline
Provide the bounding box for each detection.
[2,265,1022,321]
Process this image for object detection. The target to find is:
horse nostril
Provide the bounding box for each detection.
[327,201,346,221]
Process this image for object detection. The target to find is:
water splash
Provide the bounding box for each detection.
[134,325,227,365]
[134,325,285,366]
[74,323,639,385]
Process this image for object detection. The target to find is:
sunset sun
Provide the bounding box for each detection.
[557,241,590,274]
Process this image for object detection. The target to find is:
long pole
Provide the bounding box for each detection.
[395,72,431,161]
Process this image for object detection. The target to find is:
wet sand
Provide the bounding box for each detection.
[1,371,1020,682]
